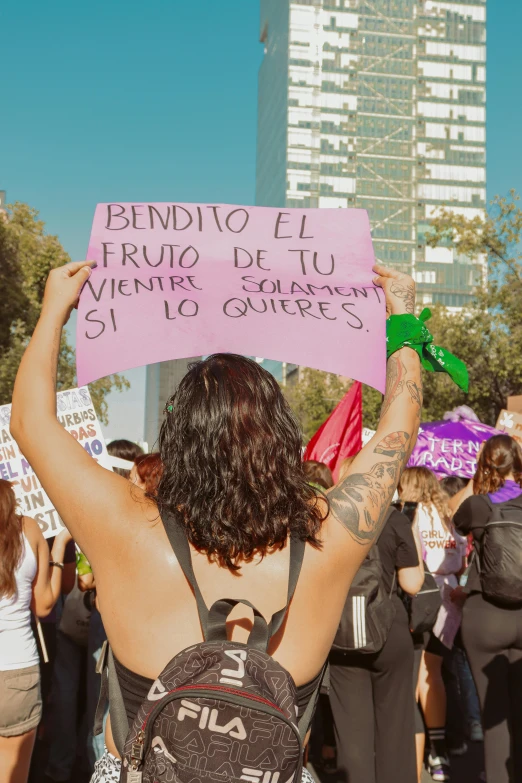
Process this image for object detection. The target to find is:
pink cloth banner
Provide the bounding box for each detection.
[76,203,386,390]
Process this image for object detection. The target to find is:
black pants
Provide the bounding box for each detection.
[329,599,417,783]
[462,592,522,783]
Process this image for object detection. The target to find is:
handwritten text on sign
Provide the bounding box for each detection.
[76,204,386,390]
[0,388,111,539]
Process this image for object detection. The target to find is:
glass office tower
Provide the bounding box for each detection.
[256,0,486,308]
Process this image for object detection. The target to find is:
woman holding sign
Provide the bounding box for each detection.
[10,260,429,783]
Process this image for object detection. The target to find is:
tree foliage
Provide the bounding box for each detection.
[284,192,522,437]
[283,369,350,442]
[282,368,381,443]
[422,191,522,425]
[0,202,128,424]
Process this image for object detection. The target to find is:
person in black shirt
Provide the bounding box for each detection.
[329,507,424,783]
[454,435,522,783]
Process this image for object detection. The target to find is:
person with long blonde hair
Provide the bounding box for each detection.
[399,467,467,783]
[0,480,70,783]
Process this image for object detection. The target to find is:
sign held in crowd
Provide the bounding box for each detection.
[0,387,111,538]
[407,419,500,479]
[496,409,522,446]
[76,203,386,391]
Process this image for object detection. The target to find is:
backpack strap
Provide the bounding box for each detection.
[481,494,494,514]
[161,510,306,649]
[161,510,210,635]
[297,662,328,741]
[268,535,305,638]
[93,643,129,759]
[207,598,272,651]
[107,647,129,756]
[93,640,109,738]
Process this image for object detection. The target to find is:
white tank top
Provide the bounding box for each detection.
[0,534,39,670]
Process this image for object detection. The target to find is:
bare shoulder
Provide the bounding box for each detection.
[21,516,45,556]
[88,485,164,571]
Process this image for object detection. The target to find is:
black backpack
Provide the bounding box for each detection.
[96,515,321,783]
[477,495,522,607]
[402,563,442,635]
[331,511,396,655]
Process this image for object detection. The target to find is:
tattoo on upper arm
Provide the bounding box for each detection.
[390,281,415,314]
[328,431,411,546]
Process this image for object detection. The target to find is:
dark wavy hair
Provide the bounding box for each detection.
[108,439,145,478]
[135,453,164,496]
[156,354,325,570]
[440,475,468,498]
[473,434,522,494]
[302,460,334,490]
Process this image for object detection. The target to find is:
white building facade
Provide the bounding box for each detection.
[256,0,487,308]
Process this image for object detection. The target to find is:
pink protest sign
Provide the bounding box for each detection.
[76,203,386,391]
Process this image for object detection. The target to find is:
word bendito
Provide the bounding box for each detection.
[77,203,386,391]
[0,388,112,538]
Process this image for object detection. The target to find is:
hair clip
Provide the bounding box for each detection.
[164,403,174,414]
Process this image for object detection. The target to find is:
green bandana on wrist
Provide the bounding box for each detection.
[386,308,469,392]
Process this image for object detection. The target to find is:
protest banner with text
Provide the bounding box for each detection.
[0,387,111,538]
[76,203,386,391]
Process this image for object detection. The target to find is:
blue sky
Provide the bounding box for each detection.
[1,1,521,443]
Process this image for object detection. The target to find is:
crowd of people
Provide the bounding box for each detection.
[0,261,521,783]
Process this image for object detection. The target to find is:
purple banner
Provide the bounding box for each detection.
[408,420,500,479]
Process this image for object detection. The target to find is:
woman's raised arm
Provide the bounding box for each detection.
[10,262,136,563]
[326,265,422,564]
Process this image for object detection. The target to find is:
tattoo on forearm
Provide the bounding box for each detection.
[380,355,406,419]
[328,432,411,546]
[406,380,422,407]
[406,380,423,421]
[390,281,415,314]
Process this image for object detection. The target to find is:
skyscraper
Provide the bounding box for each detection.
[256,0,486,308]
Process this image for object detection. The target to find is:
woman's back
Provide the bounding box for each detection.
[0,533,38,670]
[94,501,362,687]
[9,262,424,768]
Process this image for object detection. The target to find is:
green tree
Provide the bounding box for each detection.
[361,385,383,431]
[282,369,382,443]
[421,191,522,425]
[285,191,522,435]
[0,202,128,424]
[283,369,350,442]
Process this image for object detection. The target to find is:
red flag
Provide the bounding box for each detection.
[303,382,362,482]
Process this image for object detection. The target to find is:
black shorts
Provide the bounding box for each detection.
[425,632,449,658]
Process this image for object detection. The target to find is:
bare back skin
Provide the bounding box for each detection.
[10,261,422,756]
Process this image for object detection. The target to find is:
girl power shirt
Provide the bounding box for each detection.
[416,503,467,648]
[416,503,467,575]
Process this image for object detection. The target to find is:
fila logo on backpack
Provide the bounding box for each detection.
[220,648,247,686]
[241,770,281,783]
[176,697,247,739]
